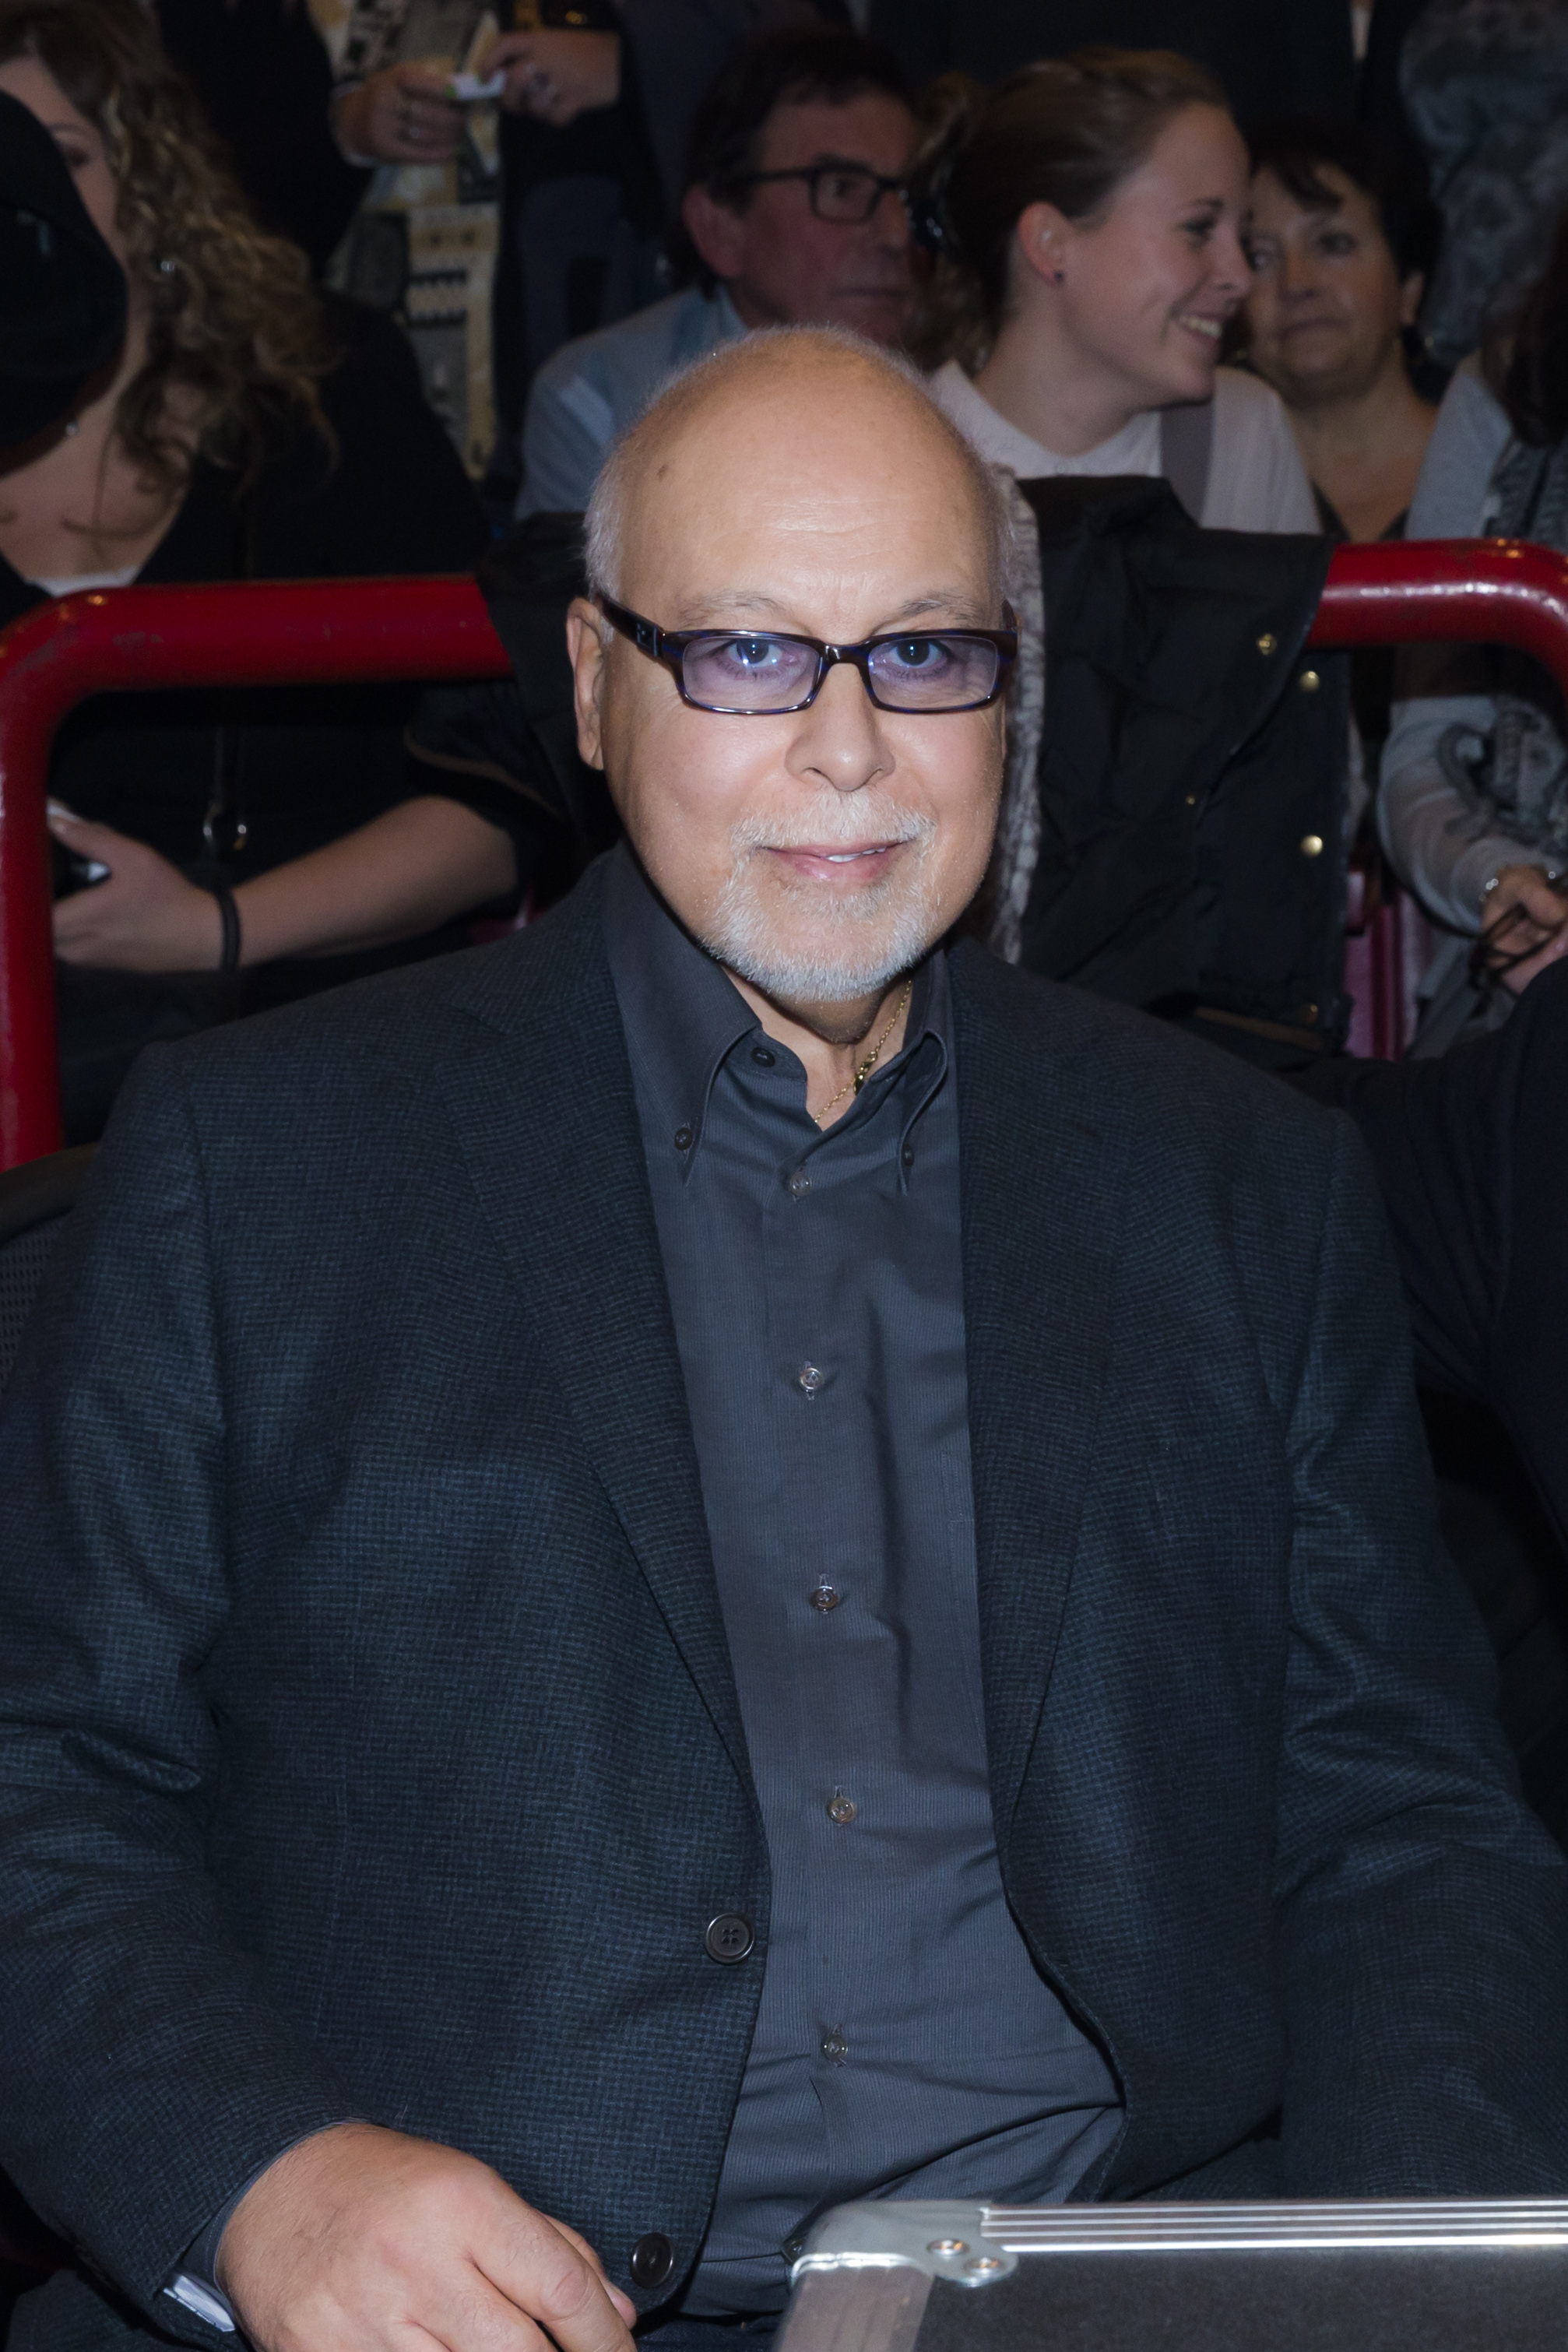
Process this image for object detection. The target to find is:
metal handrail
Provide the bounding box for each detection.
[3,540,1568,1169]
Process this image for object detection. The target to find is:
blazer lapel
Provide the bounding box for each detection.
[428,883,757,1808]
[951,945,1130,1831]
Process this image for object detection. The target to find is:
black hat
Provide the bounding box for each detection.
[0,86,127,449]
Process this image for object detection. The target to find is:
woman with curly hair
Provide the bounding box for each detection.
[0,0,516,1140]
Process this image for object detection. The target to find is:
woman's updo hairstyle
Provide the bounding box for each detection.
[913,47,1229,370]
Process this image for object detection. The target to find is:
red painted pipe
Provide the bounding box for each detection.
[0,578,511,1169]
[5,541,1568,1170]
[1310,537,1568,690]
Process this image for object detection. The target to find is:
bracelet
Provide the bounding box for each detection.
[209,882,242,973]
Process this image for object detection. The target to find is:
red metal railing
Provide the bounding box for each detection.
[2,540,1568,1170]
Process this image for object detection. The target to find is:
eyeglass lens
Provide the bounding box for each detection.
[679,632,1002,712]
[810,167,895,223]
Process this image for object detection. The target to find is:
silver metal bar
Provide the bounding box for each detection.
[776,2265,933,2352]
[980,2200,1568,2252]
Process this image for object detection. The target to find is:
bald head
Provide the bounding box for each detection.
[565,324,1011,1039]
[584,326,1015,612]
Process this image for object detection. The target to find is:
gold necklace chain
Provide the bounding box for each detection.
[810,979,913,1129]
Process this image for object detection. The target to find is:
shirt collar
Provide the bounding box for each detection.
[603,841,950,1176]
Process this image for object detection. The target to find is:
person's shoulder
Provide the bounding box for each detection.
[1406,355,1512,537]
[1210,364,1294,443]
[949,943,1345,1171]
[534,288,713,403]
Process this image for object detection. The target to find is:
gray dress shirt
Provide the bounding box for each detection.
[605,849,1121,2316]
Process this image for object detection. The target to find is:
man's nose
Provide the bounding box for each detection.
[867,185,913,255]
[789,658,892,794]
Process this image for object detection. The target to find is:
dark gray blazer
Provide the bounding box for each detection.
[2,865,1566,2352]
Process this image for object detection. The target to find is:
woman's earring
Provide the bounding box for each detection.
[155,255,177,276]
[1053,268,1065,284]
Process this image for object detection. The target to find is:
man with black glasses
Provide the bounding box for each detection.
[516,27,916,519]
[3,329,1568,2352]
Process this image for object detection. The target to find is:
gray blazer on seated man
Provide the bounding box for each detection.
[519,26,916,517]
[2,329,1568,2352]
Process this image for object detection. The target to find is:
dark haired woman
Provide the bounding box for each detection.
[1243,119,1441,543]
[0,0,519,1139]
[923,50,1315,533]
[1380,207,1568,1049]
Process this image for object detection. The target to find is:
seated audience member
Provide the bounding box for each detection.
[921,50,1315,531]
[517,29,917,516]
[1296,957,1568,1841]
[1380,206,1568,1053]
[1243,119,1441,543]
[1242,117,1443,796]
[3,330,1568,2352]
[0,0,520,1143]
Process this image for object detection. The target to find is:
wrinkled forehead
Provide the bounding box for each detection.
[618,371,1000,613]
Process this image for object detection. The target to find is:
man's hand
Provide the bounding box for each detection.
[1480,861,1568,995]
[491,31,620,127]
[217,2123,637,2352]
[49,809,225,972]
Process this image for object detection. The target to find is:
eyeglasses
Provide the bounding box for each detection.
[598,596,1018,715]
[731,161,909,224]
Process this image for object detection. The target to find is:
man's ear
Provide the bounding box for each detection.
[1399,269,1426,331]
[682,181,747,283]
[566,596,608,770]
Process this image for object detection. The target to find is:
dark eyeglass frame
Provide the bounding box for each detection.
[597,595,1019,715]
[729,160,910,223]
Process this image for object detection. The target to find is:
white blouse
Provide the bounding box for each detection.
[930,360,1317,536]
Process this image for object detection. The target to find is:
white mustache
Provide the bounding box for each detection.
[730,802,935,856]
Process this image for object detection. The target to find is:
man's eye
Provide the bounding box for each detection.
[1317,230,1357,256]
[1182,216,1215,245]
[722,638,782,670]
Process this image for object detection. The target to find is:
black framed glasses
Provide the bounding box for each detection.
[731,161,909,223]
[598,596,1018,715]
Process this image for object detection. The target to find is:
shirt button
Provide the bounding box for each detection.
[796,1362,824,1396]
[704,1912,754,1964]
[673,1124,694,1151]
[809,1581,842,1612]
[782,2235,807,2262]
[787,1169,811,1199]
[751,1046,775,1067]
[629,2234,674,2288]
[821,2031,849,2064]
[826,1794,856,1824]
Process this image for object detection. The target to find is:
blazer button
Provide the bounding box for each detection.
[630,2234,674,2288]
[705,1912,754,1963]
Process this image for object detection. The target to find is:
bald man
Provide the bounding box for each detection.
[2,330,1566,2352]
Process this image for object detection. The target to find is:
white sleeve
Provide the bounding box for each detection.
[1404,359,1513,541]
[1377,362,1542,931]
[1377,662,1540,931]
[1201,373,1318,533]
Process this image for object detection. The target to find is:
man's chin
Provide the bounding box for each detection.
[820,290,914,349]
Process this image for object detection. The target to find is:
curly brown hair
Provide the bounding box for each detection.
[0,0,335,498]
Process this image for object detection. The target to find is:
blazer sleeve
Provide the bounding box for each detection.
[0,1053,357,2316]
[1270,1114,1568,2192]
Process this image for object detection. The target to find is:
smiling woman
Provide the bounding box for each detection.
[917,48,1316,534]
